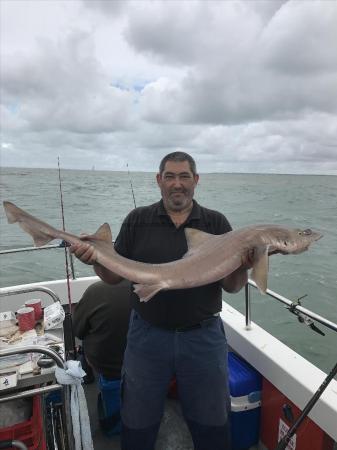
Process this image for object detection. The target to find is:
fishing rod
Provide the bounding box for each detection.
[126,163,137,208]
[57,157,76,360]
[274,359,337,450]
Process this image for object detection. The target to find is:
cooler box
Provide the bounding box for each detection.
[228,352,262,450]
[260,378,334,450]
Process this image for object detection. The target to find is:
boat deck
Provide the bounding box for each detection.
[85,380,195,450]
[85,380,260,450]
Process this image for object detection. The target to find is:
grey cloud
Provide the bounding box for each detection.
[81,0,127,17]
[2,31,135,134]
[139,68,337,126]
[124,2,261,68]
[260,1,337,75]
[134,2,337,126]
[186,113,337,166]
[246,0,289,22]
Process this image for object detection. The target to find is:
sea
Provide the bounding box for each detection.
[0,167,336,373]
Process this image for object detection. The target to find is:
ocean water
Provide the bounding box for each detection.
[0,167,336,372]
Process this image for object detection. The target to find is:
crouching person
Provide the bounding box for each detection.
[73,280,131,436]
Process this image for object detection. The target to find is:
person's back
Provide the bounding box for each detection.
[73,280,131,435]
[73,280,131,379]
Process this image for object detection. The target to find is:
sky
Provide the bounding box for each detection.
[1,0,337,174]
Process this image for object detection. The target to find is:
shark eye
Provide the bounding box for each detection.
[299,229,312,236]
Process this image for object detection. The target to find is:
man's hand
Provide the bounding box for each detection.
[70,235,123,284]
[70,235,98,265]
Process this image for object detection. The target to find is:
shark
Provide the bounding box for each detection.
[3,201,322,302]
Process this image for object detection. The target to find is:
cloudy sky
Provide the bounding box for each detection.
[1,0,337,174]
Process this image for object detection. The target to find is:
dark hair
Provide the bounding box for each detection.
[159,151,197,175]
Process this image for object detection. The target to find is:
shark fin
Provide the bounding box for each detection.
[251,246,269,293]
[93,223,112,242]
[133,283,165,302]
[183,228,216,258]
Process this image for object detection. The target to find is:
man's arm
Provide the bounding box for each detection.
[220,248,254,293]
[94,261,123,284]
[220,266,248,293]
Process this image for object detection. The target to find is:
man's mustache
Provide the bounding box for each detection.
[170,189,187,194]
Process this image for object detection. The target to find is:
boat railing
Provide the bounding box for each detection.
[0,285,61,303]
[245,279,337,334]
[0,346,74,450]
[0,243,64,255]
[0,241,76,279]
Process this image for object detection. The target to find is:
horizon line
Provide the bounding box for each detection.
[1,165,336,177]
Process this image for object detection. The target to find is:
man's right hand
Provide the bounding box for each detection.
[70,237,98,266]
[70,236,124,285]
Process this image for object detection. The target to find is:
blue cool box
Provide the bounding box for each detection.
[228,352,262,450]
[97,375,122,436]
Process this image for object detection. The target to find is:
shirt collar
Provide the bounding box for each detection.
[156,199,201,221]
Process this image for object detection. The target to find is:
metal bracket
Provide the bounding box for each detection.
[286,295,325,336]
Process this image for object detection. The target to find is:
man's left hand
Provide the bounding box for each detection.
[241,248,255,270]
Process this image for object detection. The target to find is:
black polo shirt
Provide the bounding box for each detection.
[114,200,232,329]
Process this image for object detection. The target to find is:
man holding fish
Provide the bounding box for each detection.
[3,153,321,450]
[71,151,253,450]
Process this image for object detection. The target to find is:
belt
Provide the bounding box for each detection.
[174,313,219,332]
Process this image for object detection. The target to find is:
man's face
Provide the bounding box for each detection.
[156,161,199,212]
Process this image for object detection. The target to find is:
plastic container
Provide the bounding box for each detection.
[228,352,262,450]
[97,374,121,436]
[0,395,46,450]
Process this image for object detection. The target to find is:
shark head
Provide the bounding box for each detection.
[249,225,322,294]
[271,227,322,255]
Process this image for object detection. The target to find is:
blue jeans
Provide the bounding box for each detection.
[121,310,231,450]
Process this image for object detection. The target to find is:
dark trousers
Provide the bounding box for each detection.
[121,311,231,450]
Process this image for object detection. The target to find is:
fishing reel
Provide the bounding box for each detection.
[286,295,325,336]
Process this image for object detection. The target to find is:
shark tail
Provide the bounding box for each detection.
[3,201,23,224]
[133,283,166,302]
[3,201,59,247]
